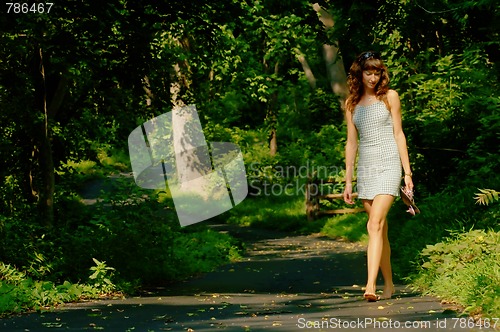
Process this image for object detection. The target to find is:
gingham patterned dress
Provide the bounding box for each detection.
[353,100,401,200]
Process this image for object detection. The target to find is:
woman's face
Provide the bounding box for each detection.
[362,69,381,90]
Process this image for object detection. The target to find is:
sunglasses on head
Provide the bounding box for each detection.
[359,52,381,61]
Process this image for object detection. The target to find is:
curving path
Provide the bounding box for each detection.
[0,223,490,331]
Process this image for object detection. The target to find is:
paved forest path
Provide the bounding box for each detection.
[0,221,490,331]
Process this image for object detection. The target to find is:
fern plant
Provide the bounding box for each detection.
[0,262,26,284]
[474,189,499,205]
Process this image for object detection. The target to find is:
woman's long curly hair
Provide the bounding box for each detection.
[345,51,390,113]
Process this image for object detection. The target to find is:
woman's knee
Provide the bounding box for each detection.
[367,217,385,234]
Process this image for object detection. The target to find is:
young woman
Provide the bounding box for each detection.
[343,51,414,302]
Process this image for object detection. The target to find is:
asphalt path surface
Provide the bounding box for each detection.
[1,223,492,332]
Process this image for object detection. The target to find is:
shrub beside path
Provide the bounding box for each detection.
[0,222,492,331]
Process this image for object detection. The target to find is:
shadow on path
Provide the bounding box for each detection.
[0,223,489,331]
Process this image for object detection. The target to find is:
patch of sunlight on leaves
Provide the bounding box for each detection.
[321,213,368,243]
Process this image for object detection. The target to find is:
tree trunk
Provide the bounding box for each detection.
[269,127,277,156]
[297,53,316,89]
[313,3,348,104]
[48,73,68,118]
[33,45,55,227]
[268,62,279,157]
[170,37,192,108]
[142,75,154,107]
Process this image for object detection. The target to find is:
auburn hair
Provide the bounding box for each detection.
[345,52,390,113]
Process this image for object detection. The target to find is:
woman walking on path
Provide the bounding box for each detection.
[343,51,414,302]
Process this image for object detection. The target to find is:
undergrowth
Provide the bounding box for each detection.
[410,229,500,318]
[0,259,118,317]
[0,161,242,316]
[389,180,500,319]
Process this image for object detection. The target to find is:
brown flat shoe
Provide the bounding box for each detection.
[400,186,420,215]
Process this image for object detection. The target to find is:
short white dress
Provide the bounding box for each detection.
[352,101,401,200]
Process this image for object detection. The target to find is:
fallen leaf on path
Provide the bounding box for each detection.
[42,322,64,328]
[153,315,174,322]
[235,311,249,316]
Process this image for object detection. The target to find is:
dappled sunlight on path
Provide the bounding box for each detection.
[1,223,491,331]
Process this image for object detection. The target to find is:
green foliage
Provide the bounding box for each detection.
[59,181,242,286]
[278,124,345,173]
[226,193,307,231]
[171,229,242,278]
[320,214,368,243]
[397,49,497,194]
[390,182,500,278]
[0,182,243,316]
[224,187,367,243]
[0,260,118,317]
[411,229,500,317]
[0,0,498,319]
[88,258,116,295]
[0,262,26,284]
[475,189,500,206]
[0,171,244,300]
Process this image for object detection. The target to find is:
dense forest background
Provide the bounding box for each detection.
[0,0,498,317]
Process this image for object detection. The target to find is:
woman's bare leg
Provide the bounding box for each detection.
[380,220,394,299]
[363,195,395,297]
[364,200,394,298]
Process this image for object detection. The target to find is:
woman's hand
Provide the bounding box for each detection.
[343,183,354,205]
[404,174,414,192]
